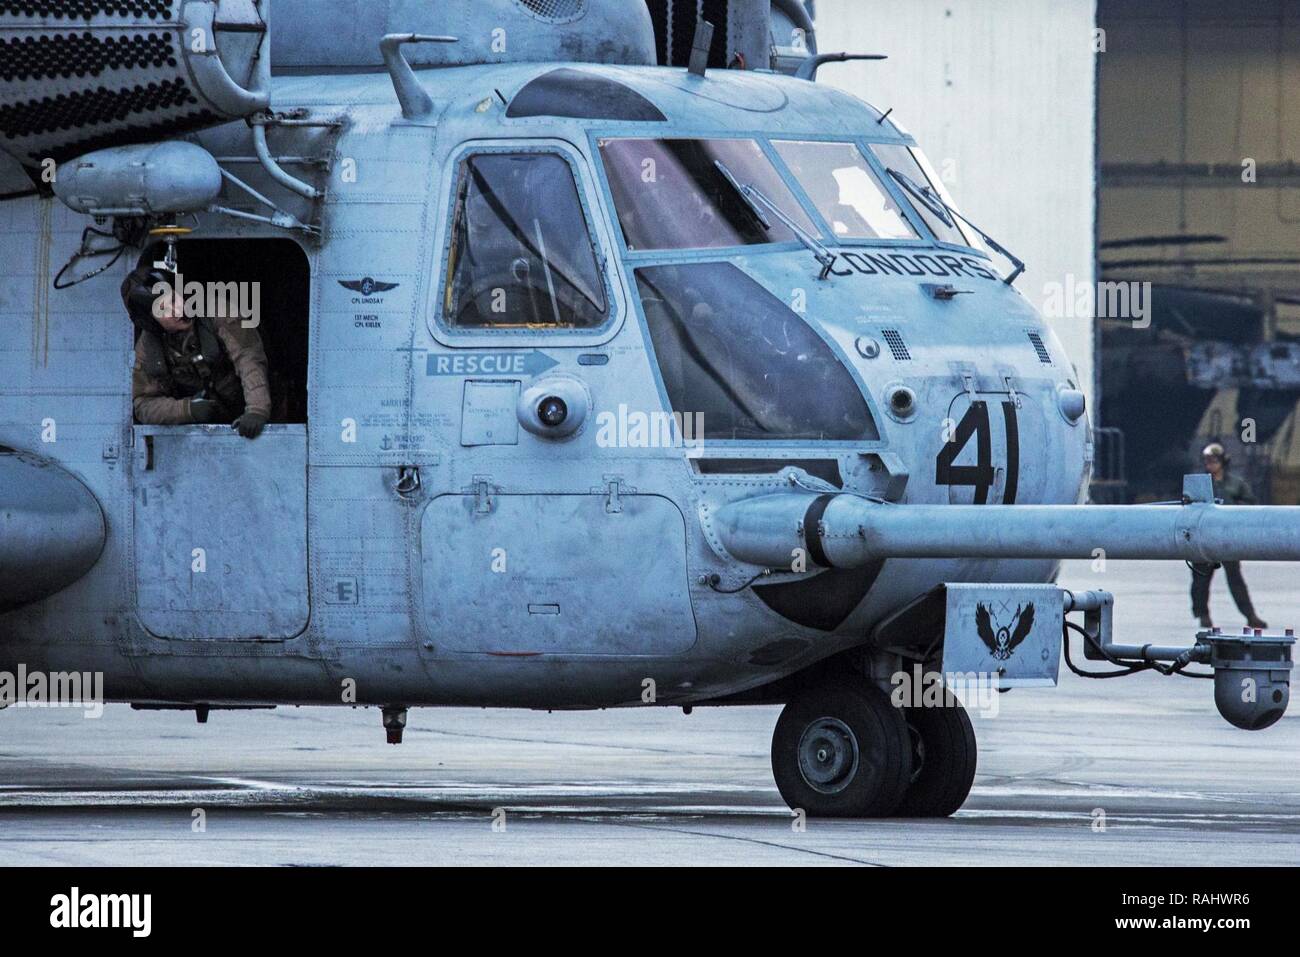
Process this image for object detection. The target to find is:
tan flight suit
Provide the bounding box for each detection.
[1190,471,1262,622]
[132,316,272,425]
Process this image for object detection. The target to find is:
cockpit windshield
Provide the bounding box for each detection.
[868,143,974,248]
[599,138,818,251]
[599,136,995,260]
[772,140,917,241]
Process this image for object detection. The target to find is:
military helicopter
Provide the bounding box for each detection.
[2,0,1299,819]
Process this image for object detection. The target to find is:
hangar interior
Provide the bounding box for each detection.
[1098,0,1300,503]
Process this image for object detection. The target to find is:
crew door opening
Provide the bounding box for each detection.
[130,239,312,640]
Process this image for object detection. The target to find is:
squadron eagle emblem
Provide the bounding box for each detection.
[976,602,1036,661]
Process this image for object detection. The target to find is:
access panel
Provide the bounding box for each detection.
[133,425,309,640]
[422,493,697,656]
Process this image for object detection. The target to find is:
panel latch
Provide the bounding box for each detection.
[473,475,496,514]
[601,475,634,514]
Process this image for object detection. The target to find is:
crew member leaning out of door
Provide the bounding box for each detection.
[123,266,272,438]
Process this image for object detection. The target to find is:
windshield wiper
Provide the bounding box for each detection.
[715,160,839,280]
[886,168,1026,286]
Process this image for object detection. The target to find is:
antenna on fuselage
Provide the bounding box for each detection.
[380,34,459,120]
[687,20,715,78]
[795,52,888,82]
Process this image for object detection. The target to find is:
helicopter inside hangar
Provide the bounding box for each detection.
[1,0,1299,819]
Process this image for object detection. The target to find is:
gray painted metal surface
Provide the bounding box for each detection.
[941,583,1062,687]
[132,426,309,640]
[422,493,697,657]
[55,142,225,217]
[0,0,1290,728]
[270,0,658,72]
[0,448,105,613]
[713,493,1300,566]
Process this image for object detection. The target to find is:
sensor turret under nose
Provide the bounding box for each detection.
[1065,590,1294,730]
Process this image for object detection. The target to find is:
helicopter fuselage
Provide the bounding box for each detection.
[0,61,1089,709]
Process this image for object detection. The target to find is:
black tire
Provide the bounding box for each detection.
[894,689,977,817]
[771,678,912,818]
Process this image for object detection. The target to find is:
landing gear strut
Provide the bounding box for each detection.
[383,705,407,744]
[771,677,977,818]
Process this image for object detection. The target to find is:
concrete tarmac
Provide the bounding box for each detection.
[1,560,1297,866]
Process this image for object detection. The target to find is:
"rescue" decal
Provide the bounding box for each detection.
[426,351,559,377]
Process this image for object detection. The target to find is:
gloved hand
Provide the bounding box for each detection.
[233,411,268,439]
[189,398,222,424]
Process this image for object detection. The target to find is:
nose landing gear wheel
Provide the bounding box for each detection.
[771,679,912,818]
[894,689,977,817]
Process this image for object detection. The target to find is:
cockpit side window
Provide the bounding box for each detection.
[636,262,878,442]
[868,143,973,248]
[772,140,918,241]
[599,138,818,252]
[442,152,608,330]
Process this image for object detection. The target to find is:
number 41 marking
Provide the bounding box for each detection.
[935,400,1020,504]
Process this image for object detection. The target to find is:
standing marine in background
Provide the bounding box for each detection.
[1190,442,1268,630]
[123,266,272,438]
